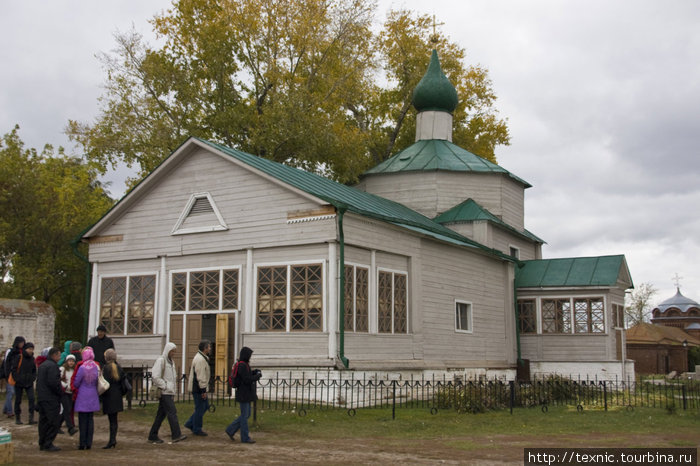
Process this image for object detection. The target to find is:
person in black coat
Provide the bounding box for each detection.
[11,341,37,425]
[86,325,114,366]
[2,336,25,418]
[100,349,126,449]
[224,347,261,444]
[36,347,63,452]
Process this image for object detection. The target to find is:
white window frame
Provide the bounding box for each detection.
[376,267,409,335]
[97,271,159,336]
[455,299,473,334]
[343,262,370,333]
[253,260,327,333]
[536,295,608,335]
[171,192,228,235]
[168,265,242,315]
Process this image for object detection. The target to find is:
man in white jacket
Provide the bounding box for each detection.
[148,342,187,444]
[184,340,211,436]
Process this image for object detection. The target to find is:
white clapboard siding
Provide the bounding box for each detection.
[342,215,422,256]
[242,333,328,358]
[419,240,510,364]
[344,334,415,361]
[491,228,539,261]
[111,335,165,366]
[355,172,440,218]
[520,334,609,361]
[88,148,335,263]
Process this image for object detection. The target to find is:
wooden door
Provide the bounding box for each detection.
[186,314,202,376]
[169,315,184,375]
[215,314,229,379]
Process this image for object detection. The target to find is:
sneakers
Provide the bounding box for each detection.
[148,437,164,444]
[169,435,187,444]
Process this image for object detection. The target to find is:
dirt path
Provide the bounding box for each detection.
[4,412,699,465]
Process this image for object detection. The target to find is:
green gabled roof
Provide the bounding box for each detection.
[196,138,513,261]
[434,199,545,243]
[361,139,531,187]
[515,255,633,288]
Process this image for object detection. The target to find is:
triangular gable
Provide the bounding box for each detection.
[171,192,228,235]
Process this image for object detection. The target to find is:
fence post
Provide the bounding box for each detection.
[509,380,515,415]
[392,380,396,420]
[603,381,607,412]
[682,384,687,411]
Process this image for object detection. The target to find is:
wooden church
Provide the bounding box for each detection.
[80,50,634,380]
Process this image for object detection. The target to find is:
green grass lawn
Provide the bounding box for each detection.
[124,401,700,442]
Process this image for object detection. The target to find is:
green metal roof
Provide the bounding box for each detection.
[515,255,632,288]
[412,49,458,114]
[434,198,545,243]
[361,139,531,187]
[196,138,513,261]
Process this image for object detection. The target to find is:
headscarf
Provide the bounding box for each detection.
[58,340,73,366]
[78,346,99,384]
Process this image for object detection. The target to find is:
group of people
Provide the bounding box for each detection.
[1,325,126,452]
[148,340,261,445]
[2,329,262,452]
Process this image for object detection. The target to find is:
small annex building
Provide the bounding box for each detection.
[79,50,634,380]
[0,299,56,353]
[626,288,700,374]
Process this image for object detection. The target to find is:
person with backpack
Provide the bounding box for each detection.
[2,336,24,418]
[224,346,261,444]
[148,342,187,445]
[11,341,37,425]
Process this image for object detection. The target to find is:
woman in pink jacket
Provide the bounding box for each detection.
[73,346,100,450]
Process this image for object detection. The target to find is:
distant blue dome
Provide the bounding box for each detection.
[655,288,700,313]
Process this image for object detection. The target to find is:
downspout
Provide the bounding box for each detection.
[70,236,91,343]
[337,207,349,369]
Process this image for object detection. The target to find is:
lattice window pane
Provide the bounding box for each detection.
[542,299,570,333]
[128,275,155,334]
[222,269,239,309]
[100,277,125,334]
[574,298,604,333]
[574,299,589,333]
[518,299,536,334]
[590,299,604,332]
[172,273,187,311]
[343,266,354,332]
[378,272,393,333]
[290,264,323,331]
[190,271,220,311]
[257,266,287,331]
[393,273,407,333]
[560,300,571,333]
[355,267,369,332]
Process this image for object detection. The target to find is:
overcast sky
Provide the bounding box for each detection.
[2,0,699,305]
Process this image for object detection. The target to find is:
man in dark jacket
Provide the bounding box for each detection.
[11,341,37,425]
[87,325,114,366]
[224,346,261,444]
[36,347,62,452]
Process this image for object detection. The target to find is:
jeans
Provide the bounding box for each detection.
[14,385,35,421]
[2,384,14,415]
[149,395,182,440]
[184,392,208,434]
[37,400,61,449]
[225,402,251,442]
[78,412,94,448]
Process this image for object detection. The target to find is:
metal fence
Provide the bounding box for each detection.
[123,369,700,418]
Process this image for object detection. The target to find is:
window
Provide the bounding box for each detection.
[612,303,624,328]
[574,298,605,333]
[100,274,156,335]
[170,268,240,312]
[256,264,323,332]
[517,299,536,334]
[344,265,369,332]
[541,299,571,333]
[509,246,520,260]
[378,270,408,334]
[455,301,472,332]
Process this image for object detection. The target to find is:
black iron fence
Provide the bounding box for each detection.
[122,369,700,418]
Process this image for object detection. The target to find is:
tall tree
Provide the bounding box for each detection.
[68,0,509,185]
[0,126,114,343]
[625,282,658,327]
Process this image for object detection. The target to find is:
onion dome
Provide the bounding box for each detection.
[412,49,459,114]
[655,288,700,313]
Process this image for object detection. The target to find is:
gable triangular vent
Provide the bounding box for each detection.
[172,192,228,235]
